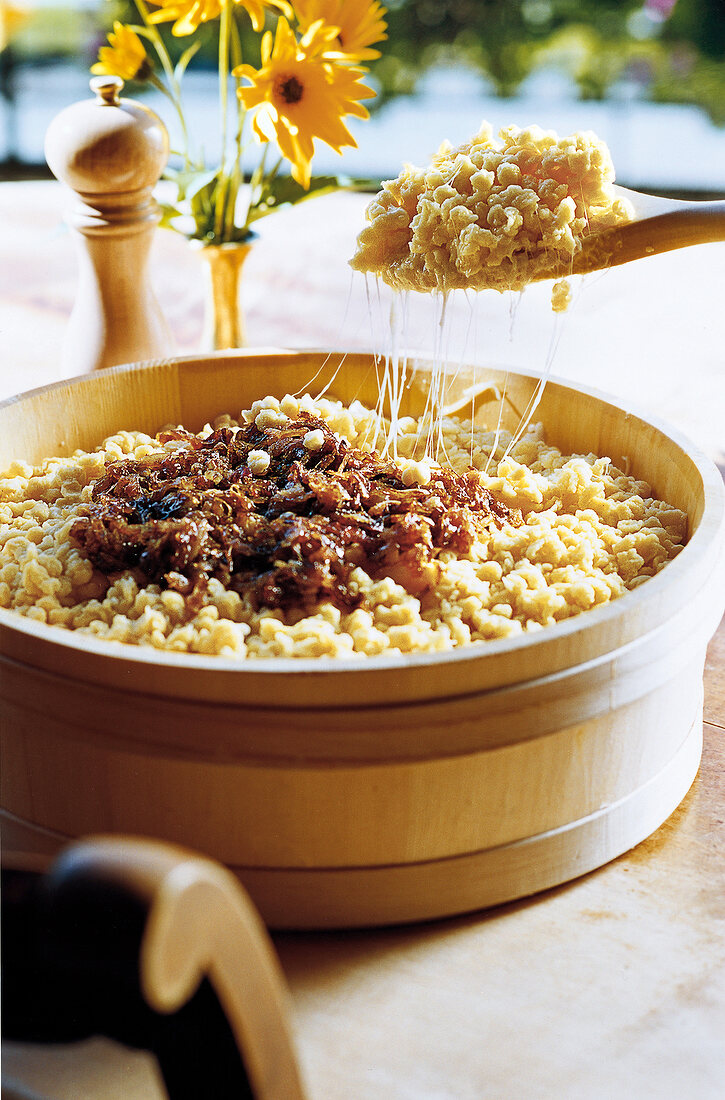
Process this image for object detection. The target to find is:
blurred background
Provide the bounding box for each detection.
[1,0,723,194]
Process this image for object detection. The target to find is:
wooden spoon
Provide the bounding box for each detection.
[567,185,725,277]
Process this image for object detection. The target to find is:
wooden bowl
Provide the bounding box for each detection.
[2,350,724,929]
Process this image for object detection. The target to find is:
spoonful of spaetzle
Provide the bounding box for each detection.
[350,123,725,312]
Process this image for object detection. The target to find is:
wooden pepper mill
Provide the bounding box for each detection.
[44,75,174,374]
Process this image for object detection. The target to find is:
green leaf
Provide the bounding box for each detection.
[246,174,360,225]
[157,203,186,231]
[186,169,221,203]
[166,166,220,203]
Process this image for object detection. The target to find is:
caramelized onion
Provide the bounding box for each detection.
[71,414,518,611]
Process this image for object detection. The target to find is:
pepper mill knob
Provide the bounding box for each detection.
[45,77,175,373]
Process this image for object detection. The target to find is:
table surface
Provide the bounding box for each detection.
[1,180,724,1099]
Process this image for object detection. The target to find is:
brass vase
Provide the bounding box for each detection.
[197,238,255,350]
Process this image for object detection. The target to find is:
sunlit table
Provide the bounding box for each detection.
[1,179,724,1099]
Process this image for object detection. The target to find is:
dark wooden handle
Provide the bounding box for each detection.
[2,836,306,1100]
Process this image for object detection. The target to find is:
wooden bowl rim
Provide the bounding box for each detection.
[1,349,723,695]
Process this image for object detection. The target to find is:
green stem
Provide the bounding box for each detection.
[230,11,244,70]
[214,0,232,240]
[148,71,178,108]
[135,0,175,85]
[266,154,285,187]
[249,143,269,202]
[225,13,247,239]
[134,0,193,169]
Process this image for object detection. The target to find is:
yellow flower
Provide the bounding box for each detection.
[147,0,293,37]
[235,16,374,188]
[0,1,28,53]
[91,22,151,82]
[294,0,387,62]
[236,0,294,31]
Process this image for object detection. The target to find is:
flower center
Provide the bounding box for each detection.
[137,57,153,82]
[275,74,304,105]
